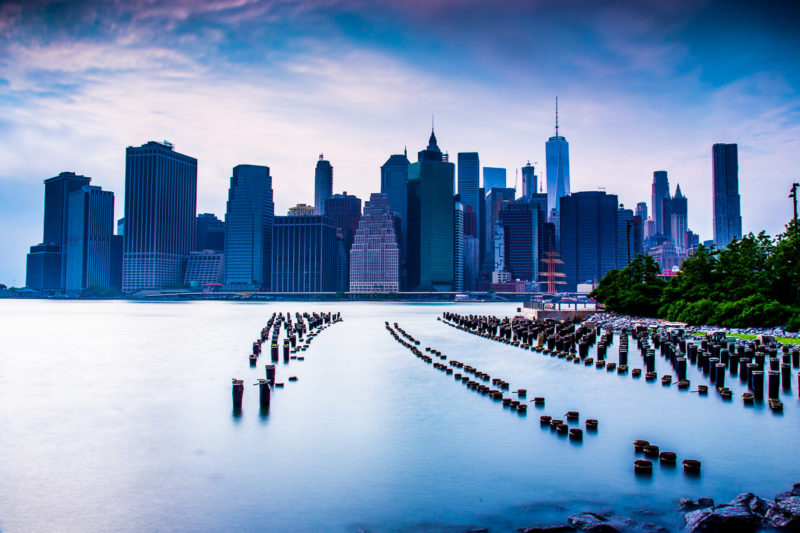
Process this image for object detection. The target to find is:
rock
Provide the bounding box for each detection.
[764,495,800,530]
[518,527,576,533]
[684,501,760,533]
[680,498,715,511]
[567,513,620,532]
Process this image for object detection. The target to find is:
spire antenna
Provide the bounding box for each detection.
[432,113,435,133]
[555,96,559,137]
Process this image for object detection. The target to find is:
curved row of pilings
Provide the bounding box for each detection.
[232,311,343,414]
[385,321,600,445]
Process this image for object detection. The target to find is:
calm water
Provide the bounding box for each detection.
[1,300,798,532]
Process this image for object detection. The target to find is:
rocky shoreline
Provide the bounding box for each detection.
[508,483,800,532]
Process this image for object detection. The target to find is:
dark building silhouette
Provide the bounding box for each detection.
[66,185,115,291]
[616,205,642,268]
[482,187,516,275]
[324,192,362,292]
[713,143,742,247]
[123,141,197,292]
[546,98,570,216]
[272,215,336,292]
[521,161,537,199]
[26,172,92,290]
[407,129,455,291]
[499,198,546,282]
[224,165,273,289]
[454,197,464,291]
[195,213,225,252]
[560,191,618,291]
[457,152,480,234]
[635,202,648,222]
[651,170,670,236]
[314,155,333,215]
[381,152,410,288]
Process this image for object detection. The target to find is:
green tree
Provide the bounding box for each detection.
[590,255,665,317]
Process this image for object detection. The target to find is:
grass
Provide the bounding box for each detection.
[691,332,797,345]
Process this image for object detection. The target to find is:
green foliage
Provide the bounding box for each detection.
[589,255,665,317]
[593,219,800,329]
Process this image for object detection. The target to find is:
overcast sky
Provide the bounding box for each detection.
[1,0,799,285]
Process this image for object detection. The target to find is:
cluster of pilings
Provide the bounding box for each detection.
[232,311,343,412]
[442,312,799,412]
[632,438,700,477]
[385,322,531,414]
[539,410,599,443]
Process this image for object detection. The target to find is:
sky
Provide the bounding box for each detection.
[1,0,799,285]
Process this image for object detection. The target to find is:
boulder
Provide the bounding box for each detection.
[764,495,800,530]
[730,492,771,518]
[518,527,576,533]
[684,500,760,533]
[680,498,715,511]
[566,513,620,532]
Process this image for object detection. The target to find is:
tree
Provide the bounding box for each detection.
[590,255,665,317]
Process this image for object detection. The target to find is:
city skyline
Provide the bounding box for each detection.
[1,0,800,284]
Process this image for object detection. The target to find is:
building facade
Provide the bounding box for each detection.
[349,193,399,293]
[407,130,455,291]
[272,215,336,292]
[712,143,742,247]
[122,141,197,292]
[314,155,333,215]
[288,204,315,216]
[546,100,570,216]
[65,185,115,291]
[324,193,362,292]
[184,251,224,287]
[381,152,410,288]
[195,213,225,252]
[454,199,464,292]
[499,200,541,282]
[521,161,537,199]
[483,167,506,191]
[651,170,670,236]
[224,164,274,290]
[559,191,618,291]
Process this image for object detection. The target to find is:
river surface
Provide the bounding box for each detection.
[1,300,798,532]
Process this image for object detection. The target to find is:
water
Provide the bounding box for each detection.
[1,300,798,532]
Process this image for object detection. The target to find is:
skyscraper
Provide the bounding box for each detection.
[482,187,516,275]
[560,191,618,291]
[407,129,455,291]
[65,185,115,291]
[651,170,670,236]
[272,215,336,292]
[122,141,197,292]
[546,98,570,216]
[26,171,92,290]
[224,164,274,290]
[483,167,507,191]
[314,155,333,215]
[381,152,410,288]
[521,161,537,199]
[324,192,362,292]
[616,205,636,268]
[499,200,542,282]
[195,213,225,252]
[713,143,742,247]
[349,193,399,293]
[669,185,688,254]
[635,202,648,222]
[454,198,464,292]
[457,152,480,231]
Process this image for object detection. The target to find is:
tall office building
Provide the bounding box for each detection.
[349,193,399,293]
[272,215,336,292]
[122,141,197,292]
[651,170,670,236]
[26,171,92,290]
[560,191,618,291]
[195,213,225,252]
[407,129,456,291]
[454,198,464,292]
[713,143,742,247]
[499,200,542,282]
[314,155,333,215]
[324,193,362,292]
[457,152,480,233]
[635,202,648,222]
[381,152,410,288]
[483,167,507,191]
[223,164,274,290]
[669,185,688,254]
[546,98,570,216]
[482,187,516,274]
[288,204,315,216]
[521,162,537,199]
[463,236,479,291]
[65,185,115,291]
[616,205,637,268]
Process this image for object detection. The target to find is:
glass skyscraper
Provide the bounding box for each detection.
[224,164,274,290]
[407,129,455,291]
[272,215,336,292]
[559,191,618,291]
[713,143,742,247]
[314,155,333,215]
[521,161,537,199]
[457,152,480,231]
[483,167,506,191]
[324,193,362,292]
[545,100,570,216]
[380,152,410,289]
[651,170,670,235]
[123,141,197,293]
[65,185,115,291]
